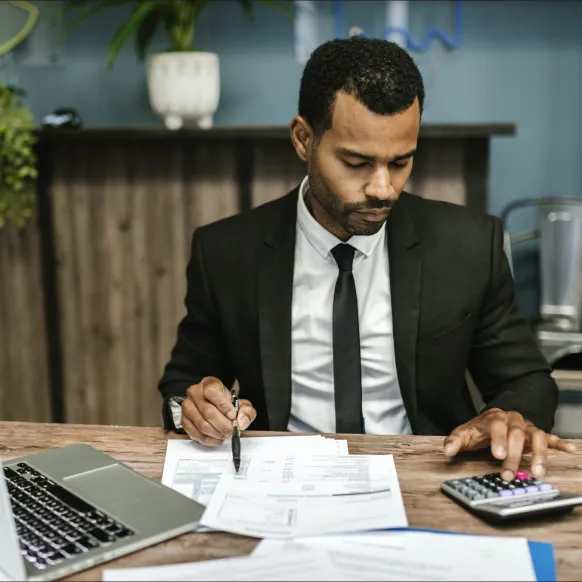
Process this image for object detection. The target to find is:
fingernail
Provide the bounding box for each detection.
[227,408,236,420]
[502,470,513,481]
[238,415,250,430]
[566,442,577,452]
[494,446,506,459]
[533,464,545,478]
[443,444,455,456]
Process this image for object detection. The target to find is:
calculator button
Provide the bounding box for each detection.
[515,470,531,480]
[512,488,526,495]
[540,483,553,492]
[525,486,540,493]
[499,490,513,496]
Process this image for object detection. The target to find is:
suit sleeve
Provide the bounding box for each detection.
[157,228,235,420]
[467,216,558,433]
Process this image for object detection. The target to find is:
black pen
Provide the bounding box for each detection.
[231,389,241,472]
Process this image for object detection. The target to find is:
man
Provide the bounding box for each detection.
[158,37,574,482]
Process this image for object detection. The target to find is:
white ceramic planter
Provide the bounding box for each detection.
[146,52,220,130]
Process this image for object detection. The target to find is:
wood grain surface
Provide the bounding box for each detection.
[1,422,581,580]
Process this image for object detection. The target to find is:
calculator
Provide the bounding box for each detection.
[441,470,582,523]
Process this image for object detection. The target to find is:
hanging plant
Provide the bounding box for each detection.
[0,81,38,228]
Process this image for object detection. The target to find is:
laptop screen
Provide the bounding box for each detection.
[0,460,27,581]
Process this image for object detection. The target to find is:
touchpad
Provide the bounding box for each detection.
[65,465,158,506]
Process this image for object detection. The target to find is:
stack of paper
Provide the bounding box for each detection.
[102,529,540,581]
[162,435,408,537]
[162,435,348,508]
[101,435,552,581]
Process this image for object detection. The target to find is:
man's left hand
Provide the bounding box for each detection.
[443,408,576,481]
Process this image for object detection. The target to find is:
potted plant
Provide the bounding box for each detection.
[0,81,38,228]
[61,0,293,129]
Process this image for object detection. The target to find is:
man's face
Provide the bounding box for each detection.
[293,91,420,240]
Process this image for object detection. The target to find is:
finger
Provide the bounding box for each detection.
[198,399,233,438]
[547,434,577,453]
[501,413,526,481]
[443,423,472,457]
[443,434,462,457]
[182,398,227,441]
[237,400,257,430]
[182,415,223,447]
[529,428,548,479]
[444,418,490,456]
[488,418,508,460]
[202,377,236,420]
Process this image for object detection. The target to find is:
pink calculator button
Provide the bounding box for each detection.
[515,470,530,480]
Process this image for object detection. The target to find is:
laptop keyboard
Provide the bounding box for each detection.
[4,462,135,571]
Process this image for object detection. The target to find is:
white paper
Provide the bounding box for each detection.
[102,546,341,581]
[253,530,537,581]
[402,531,536,581]
[253,531,408,556]
[162,436,348,506]
[200,455,408,538]
[241,453,396,495]
[253,535,440,581]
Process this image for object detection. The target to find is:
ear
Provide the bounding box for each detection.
[289,116,313,162]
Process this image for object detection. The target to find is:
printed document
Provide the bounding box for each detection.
[199,454,408,538]
[102,546,340,582]
[253,531,537,581]
[162,435,348,506]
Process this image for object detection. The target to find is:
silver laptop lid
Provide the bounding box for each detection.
[0,460,27,581]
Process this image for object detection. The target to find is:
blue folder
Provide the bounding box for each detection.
[392,527,556,582]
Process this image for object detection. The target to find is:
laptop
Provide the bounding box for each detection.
[0,443,205,581]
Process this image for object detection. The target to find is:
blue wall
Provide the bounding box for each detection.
[4,0,582,317]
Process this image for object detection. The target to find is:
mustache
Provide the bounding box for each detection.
[344,198,395,212]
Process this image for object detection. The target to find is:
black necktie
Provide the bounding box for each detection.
[331,243,363,434]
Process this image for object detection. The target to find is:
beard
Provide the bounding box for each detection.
[306,167,395,237]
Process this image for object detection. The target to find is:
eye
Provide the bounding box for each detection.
[390,159,411,169]
[343,160,368,169]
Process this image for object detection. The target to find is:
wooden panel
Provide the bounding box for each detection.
[51,140,238,426]
[251,139,468,209]
[252,141,305,208]
[407,139,466,205]
[0,218,51,422]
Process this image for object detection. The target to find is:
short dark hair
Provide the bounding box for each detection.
[298,36,425,136]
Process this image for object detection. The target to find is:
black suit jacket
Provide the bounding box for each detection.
[158,188,558,435]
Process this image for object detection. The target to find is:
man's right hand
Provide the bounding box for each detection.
[181,377,257,447]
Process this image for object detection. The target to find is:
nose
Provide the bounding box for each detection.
[364,167,396,200]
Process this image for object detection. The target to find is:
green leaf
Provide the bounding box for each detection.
[0,80,37,229]
[239,0,254,19]
[59,0,133,39]
[107,1,161,68]
[135,9,160,59]
[257,0,294,19]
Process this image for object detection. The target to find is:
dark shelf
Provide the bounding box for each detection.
[36,123,516,142]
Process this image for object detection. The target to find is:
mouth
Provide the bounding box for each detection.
[355,209,391,221]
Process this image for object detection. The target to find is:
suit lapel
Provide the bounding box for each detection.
[258,190,299,430]
[388,193,422,433]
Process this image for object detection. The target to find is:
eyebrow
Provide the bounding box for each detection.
[337,147,417,162]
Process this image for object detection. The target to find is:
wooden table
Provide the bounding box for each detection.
[1,422,581,581]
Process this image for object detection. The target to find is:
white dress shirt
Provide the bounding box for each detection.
[288,176,412,435]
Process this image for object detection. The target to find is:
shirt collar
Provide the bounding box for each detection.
[296,176,386,260]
